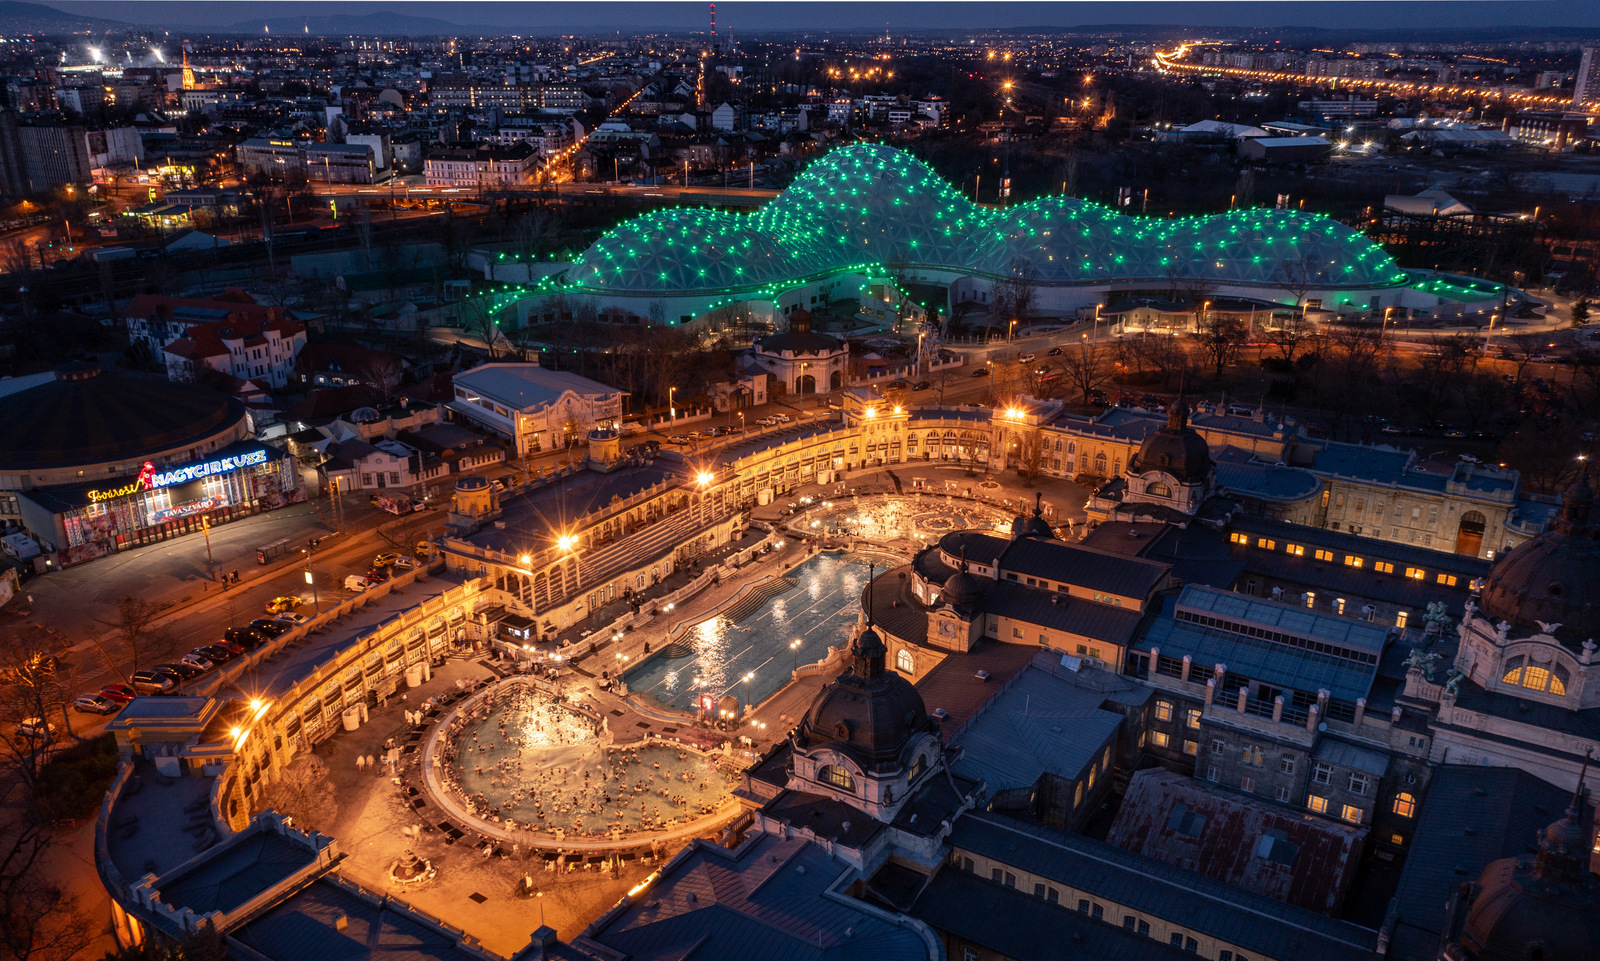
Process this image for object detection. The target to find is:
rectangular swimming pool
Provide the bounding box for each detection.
[624,552,876,712]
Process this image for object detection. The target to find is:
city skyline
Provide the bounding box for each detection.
[41,0,1600,34]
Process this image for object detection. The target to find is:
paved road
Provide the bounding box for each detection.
[15,491,447,700]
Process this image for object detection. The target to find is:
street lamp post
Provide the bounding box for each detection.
[302,537,321,616]
[790,638,802,675]
[669,386,677,429]
[743,671,754,714]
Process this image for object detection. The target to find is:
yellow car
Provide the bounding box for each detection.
[264,595,304,615]
[372,552,402,569]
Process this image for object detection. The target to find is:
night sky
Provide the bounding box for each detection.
[45,1,1600,34]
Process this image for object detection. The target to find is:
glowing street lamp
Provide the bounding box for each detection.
[790,638,802,673]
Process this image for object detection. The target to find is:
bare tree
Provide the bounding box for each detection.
[1267,310,1317,365]
[1198,312,1247,378]
[360,354,404,403]
[1062,339,1111,404]
[1015,429,1047,486]
[92,596,165,682]
[991,257,1039,336]
[0,637,92,961]
[258,754,339,831]
[1276,250,1323,318]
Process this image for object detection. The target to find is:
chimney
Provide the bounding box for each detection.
[334,913,349,932]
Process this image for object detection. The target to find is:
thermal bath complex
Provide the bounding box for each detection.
[429,679,739,843]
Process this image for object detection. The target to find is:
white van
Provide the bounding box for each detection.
[344,574,377,592]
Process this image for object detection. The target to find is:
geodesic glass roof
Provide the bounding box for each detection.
[563,143,1408,296]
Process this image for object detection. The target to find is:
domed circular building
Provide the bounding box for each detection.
[543,143,1450,330]
[0,363,299,567]
[790,619,943,820]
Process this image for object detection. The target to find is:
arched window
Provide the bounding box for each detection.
[1067,441,1076,454]
[1054,439,1063,451]
[1147,482,1172,498]
[1094,453,1107,474]
[820,764,855,792]
[895,649,914,675]
[1503,655,1570,695]
[908,754,925,783]
[1393,792,1417,818]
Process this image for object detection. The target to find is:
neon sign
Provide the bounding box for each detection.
[87,462,156,503]
[150,450,268,489]
[86,450,270,503]
[154,497,220,523]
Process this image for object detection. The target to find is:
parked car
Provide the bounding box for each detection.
[100,684,137,704]
[195,645,237,664]
[225,627,266,650]
[160,660,206,679]
[669,434,689,444]
[73,693,121,715]
[274,611,309,626]
[181,653,215,671]
[131,671,177,694]
[887,380,908,390]
[1047,346,1065,356]
[249,619,291,638]
[912,381,931,391]
[212,637,247,655]
[17,717,55,739]
[1017,353,1036,364]
[971,368,990,378]
[372,552,402,569]
[345,574,377,592]
[496,474,518,490]
[639,440,661,453]
[389,555,415,571]
[1444,429,1467,438]
[264,595,303,615]
[770,413,791,424]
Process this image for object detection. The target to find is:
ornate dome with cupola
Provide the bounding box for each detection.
[1453,475,1600,710]
[1443,766,1600,961]
[789,609,943,821]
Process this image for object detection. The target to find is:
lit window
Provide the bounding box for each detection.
[1340,804,1364,824]
[1185,709,1201,730]
[1393,792,1417,818]
[1436,573,1458,586]
[1314,549,1334,562]
[1344,555,1363,568]
[1374,562,1394,574]
[820,765,856,791]
[1405,567,1425,579]
[1396,611,1409,629]
[1155,700,1173,722]
[1257,538,1275,550]
[1307,795,1329,814]
[1151,731,1171,748]
[1286,544,1304,556]
[1230,532,1249,545]
[1183,740,1198,756]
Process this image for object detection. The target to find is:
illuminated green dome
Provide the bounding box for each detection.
[563,143,1408,296]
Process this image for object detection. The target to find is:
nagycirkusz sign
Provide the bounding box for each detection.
[87,450,269,503]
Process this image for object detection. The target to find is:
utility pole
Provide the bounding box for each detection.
[303,537,322,615]
[202,514,216,581]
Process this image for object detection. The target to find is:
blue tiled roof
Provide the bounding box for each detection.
[586,834,933,961]
[950,666,1124,791]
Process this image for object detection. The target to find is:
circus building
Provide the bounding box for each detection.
[534,143,1499,329]
[0,362,302,567]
